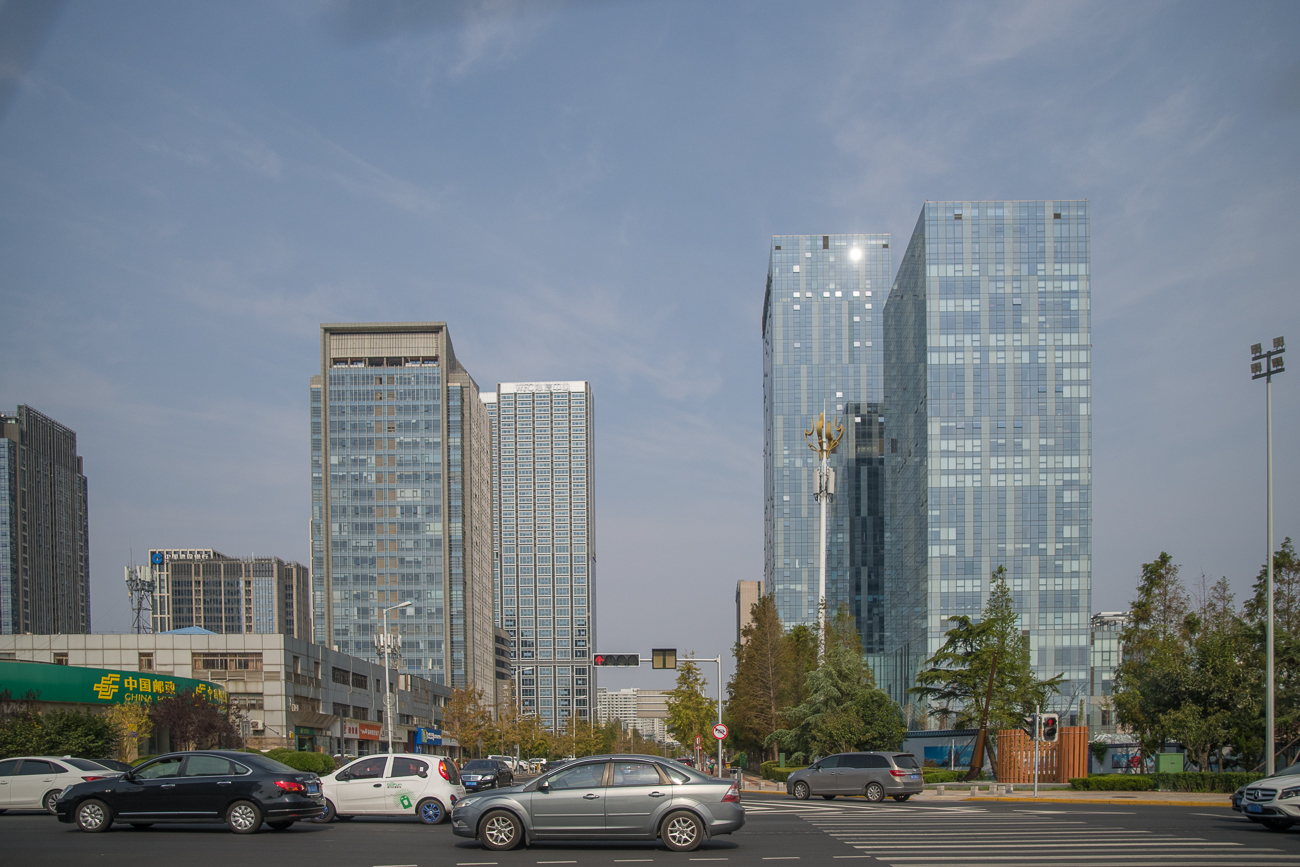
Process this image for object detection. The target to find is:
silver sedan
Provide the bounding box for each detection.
[450,754,744,852]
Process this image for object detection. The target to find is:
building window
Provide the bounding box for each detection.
[332,667,350,685]
[138,653,155,672]
[192,652,264,671]
[53,653,68,666]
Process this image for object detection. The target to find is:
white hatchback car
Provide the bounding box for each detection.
[317,753,464,825]
[0,756,122,814]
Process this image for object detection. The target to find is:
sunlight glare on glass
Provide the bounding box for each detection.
[849,247,863,261]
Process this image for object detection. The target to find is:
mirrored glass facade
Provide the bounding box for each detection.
[484,382,595,729]
[762,234,892,648]
[311,323,496,691]
[884,201,1092,707]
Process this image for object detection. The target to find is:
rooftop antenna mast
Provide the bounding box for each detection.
[125,551,157,635]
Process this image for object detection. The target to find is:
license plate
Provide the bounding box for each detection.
[1247,804,1264,814]
[307,783,320,794]
[910,775,920,780]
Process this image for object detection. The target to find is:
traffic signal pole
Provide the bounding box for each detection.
[1033,706,1041,798]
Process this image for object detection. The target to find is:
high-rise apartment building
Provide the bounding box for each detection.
[147,548,310,639]
[311,323,495,691]
[883,200,1092,708]
[482,382,595,729]
[0,406,90,634]
[762,234,891,649]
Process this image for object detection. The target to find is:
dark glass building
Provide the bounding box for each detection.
[0,406,90,634]
[762,233,892,651]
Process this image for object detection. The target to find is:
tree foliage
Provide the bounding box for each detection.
[726,594,799,762]
[666,656,716,750]
[911,567,1062,735]
[443,685,492,758]
[148,689,240,751]
[105,702,153,762]
[0,692,118,759]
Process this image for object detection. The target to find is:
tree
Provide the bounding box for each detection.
[769,605,907,758]
[105,702,153,762]
[443,685,491,758]
[0,692,118,759]
[514,713,552,760]
[148,689,239,751]
[1245,538,1300,766]
[555,716,603,758]
[725,594,788,763]
[666,655,716,751]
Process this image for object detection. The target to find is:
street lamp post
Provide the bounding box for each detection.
[379,600,413,755]
[804,410,844,658]
[1251,336,1286,775]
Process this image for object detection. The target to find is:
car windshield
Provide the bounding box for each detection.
[1272,763,1300,777]
[893,754,920,769]
[463,760,497,771]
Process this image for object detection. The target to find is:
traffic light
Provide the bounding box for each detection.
[1022,714,1038,739]
[593,653,640,667]
[1041,712,1059,743]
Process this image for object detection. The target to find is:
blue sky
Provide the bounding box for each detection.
[2,0,1298,691]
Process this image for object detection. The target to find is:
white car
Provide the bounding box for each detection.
[316,753,464,825]
[0,756,122,814]
[488,755,522,772]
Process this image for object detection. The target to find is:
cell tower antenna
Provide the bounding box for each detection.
[125,553,156,635]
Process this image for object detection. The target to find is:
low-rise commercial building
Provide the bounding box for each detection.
[0,633,451,757]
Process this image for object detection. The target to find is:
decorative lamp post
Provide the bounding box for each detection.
[1251,336,1285,775]
[804,409,844,658]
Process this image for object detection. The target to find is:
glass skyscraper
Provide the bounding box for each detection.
[883,201,1092,709]
[482,382,595,729]
[0,406,90,635]
[762,234,892,649]
[311,323,496,691]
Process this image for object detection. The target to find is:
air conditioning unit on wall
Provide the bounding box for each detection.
[249,720,265,731]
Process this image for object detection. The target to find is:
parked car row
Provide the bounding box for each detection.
[0,756,127,813]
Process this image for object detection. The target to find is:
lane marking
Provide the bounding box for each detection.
[614,861,655,864]
[536,862,577,865]
[457,864,498,866]
[875,857,1296,863]
[762,859,800,861]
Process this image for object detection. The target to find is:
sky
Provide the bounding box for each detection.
[2,0,1299,694]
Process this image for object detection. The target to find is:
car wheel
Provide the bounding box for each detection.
[865,782,886,803]
[661,810,703,852]
[792,781,810,800]
[313,799,337,823]
[42,790,62,814]
[75,799,113,833]
[267,820,295,831]
[225,800,263,834]
[892,795,911,802]
[417,797,447,825]
[479,809,522,851]
[1262,818,1295,832]
[129,823,153,830]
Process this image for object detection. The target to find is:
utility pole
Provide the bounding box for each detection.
[804,410,843,659]
[378,601,412,754]
[1251,336,1285,775]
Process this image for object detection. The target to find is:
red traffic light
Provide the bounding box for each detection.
[593,653,639,667]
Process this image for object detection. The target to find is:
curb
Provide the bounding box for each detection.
[970,795,1234,807]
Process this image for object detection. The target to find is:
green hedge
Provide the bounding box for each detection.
[1068,775,1156,791]
[760,761,807,783]
[924,769,983,784]
[1151,772,1263,793]
[265,749,337,775]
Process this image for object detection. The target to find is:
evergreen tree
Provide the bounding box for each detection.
[666,656,716,751]
[725,594,787,762]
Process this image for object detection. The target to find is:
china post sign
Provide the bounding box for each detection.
[0,660,228,706]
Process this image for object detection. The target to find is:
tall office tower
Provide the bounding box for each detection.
[762,234,891,650]
[735,580,761,646]
[884,201,1092,710]
[311,323,495,691]
[0,406,90,634]
[147,549,310,638]
[482,382,595,730]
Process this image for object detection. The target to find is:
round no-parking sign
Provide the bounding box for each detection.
[712,723,729,740]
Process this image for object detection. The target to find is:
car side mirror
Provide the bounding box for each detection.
[538,781,550,792]
[337,771,350,781]
[417,770,427,778]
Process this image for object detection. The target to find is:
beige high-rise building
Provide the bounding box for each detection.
[735,580,762,646]
[311,323,495,693]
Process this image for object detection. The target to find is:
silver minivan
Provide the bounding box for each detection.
[786,752,924,802]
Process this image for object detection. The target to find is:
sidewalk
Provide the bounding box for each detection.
[739,778,1235,807]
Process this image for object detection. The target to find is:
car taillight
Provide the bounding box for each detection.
[722,783,740,803]
[438,760,450,781]
[890,769,909,777]
[274,780,307,794]
[81,776,104,782]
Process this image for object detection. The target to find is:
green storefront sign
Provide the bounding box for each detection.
[0,660,227,707]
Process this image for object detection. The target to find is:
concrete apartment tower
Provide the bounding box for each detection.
[762,234,891,651]
[148,548,311,639]
[311,323,495,692]
[883,201,1092,709]
[483,382,595,730]
[0,406,90,634]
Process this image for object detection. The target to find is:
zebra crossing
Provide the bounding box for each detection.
[799,807,1294,866]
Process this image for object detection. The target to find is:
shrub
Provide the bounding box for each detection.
[1068,775,1156,791]
[760,761,807,783]
[924,769,983,783]
[266,749,336,775]
[0,708,117,760]
[1150,772,1263,793]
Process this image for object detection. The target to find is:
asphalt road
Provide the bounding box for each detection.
[2,792,1297,867]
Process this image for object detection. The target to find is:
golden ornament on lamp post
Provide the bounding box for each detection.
[804,410,843,659]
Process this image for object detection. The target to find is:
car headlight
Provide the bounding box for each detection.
[457,797,479,809]
[1280,787,1300,800]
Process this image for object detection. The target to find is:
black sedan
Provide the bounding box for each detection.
[459,759,514,792]
[55,750,324,834]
